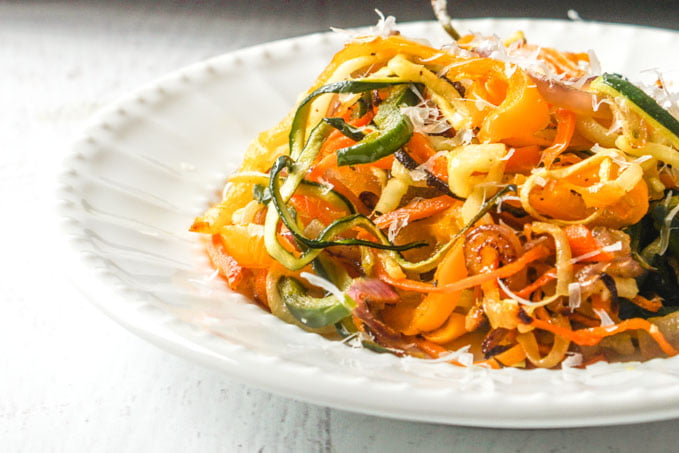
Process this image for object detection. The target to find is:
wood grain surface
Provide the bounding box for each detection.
[3,1,679,451]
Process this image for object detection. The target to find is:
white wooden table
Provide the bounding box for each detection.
[4,2,679,451]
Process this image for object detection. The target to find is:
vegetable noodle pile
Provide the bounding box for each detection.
[191,22,679,369]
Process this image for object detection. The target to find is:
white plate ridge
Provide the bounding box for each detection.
[57,19,679,428]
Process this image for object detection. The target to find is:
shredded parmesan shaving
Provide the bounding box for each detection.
[401,100,452,134]
[638,68,679,120]
[593,308,615,327]
[567,9,583,21]
[587,49,601,76]
[440,41,476,59]
[371,9,398,38]
[450,128,475,146]
[301,271,345,302]
[660,198,679,255]
[497,277,560,308]
[330,9,397,42]
[562,352,583,368]
[499,148,515,161]
[570,241,623,264]
[425,345,474,366]
[568,282,582,310]
[387,213,410,242]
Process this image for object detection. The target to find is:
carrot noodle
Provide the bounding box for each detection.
[514,267,556,299]
[529,318,678,357]
[380,246,550,294]
[191,18,679,368]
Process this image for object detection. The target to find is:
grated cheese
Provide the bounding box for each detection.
[425,345,474,366]
[561,352,583,368]
[568,282,582,310]
[570,241,623,264]
[401,100,452,134]
[301,271,345,302]
[593,308,615,327]
[567,9,583,21]
[387,213,410,243]
[497,277,557,307]
[659,197,679,255]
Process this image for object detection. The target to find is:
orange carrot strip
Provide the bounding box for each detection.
[306,173,371,216]
[336,101,376,123]
[404,132,448,181]
[563,224,614,262]
[252,269,269,309]
[317,113,375,160]
[529,318,678,356]
[380,245,550,294]
[319,134,357,157]
[540,108,576,167]
[568,312,600,328]
[307,153,338,181]
[359,154,394,170]
[514,267,556,299]
[415,338,447,358]
[373,195,456,230]
[405,132,437,162]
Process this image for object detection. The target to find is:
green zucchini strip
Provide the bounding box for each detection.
[289,79,411,158]
[269,155,427,251]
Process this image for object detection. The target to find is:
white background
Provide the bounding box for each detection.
[4,2,679,451]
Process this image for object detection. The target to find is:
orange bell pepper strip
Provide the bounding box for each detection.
[403,243,468,335]
[422,312,467,344]
[504,145,542,174]
[444,59,550,143]
[481,66,550,143]
[217,224,274,269]
[476,343,527,369]
[206,234,246,290]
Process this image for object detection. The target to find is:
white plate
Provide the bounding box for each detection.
[57,19,679,428]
